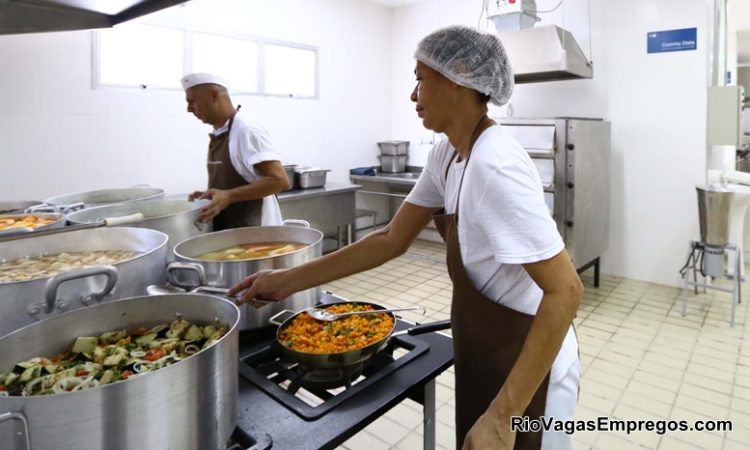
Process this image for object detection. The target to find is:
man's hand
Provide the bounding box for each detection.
[462,410,515,450]
[187,190,205,201]
[192,188,232,221]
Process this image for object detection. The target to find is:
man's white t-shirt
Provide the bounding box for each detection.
[405,125,577,381]
[211,110,283,226]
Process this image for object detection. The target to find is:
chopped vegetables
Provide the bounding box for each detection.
[195,242,304,261]
[280,303,394,354]
[0,319,228,397]
[0,215,56,232]
[0,250,139,283]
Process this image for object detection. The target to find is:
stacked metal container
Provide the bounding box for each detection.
[377,141,409,173]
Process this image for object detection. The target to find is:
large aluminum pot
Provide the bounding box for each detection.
[169,224,323,330]
[0,201,40,214]
[42,187,165,213]
[0,212,66,237]
[66,199,212,260]
[0,294,240,450]
[0,227,168,337]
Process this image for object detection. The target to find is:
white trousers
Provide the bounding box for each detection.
[541,356,581,450]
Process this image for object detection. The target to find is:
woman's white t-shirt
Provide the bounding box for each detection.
[405,125,577,381]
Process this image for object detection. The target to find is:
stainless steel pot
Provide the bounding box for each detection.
[168,225,324,330]
[0,293,240,450]
[0,213,66,237]
[0,227,168,337]
[42,187,165,213]
[0,201,41,214]
[66,199,212,260]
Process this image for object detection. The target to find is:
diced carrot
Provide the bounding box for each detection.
[145,349,165,361]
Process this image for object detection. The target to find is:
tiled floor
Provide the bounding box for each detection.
[323,240,750,450]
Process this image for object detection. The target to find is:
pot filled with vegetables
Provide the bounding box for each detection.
[0,293,240,450]
[0,227,168,337]
[167,224,323,330]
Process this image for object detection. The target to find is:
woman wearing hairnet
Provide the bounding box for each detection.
[229,25,582,450]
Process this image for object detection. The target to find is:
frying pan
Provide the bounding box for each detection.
[269,301,450,369]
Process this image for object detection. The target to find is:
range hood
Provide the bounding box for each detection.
[0,0,189,35]
[497,24,593,84]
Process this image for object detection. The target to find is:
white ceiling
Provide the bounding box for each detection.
[366,0,426,7]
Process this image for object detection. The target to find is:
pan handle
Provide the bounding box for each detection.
[392,319,451,337]
[0,411,31,450]
[269,309,297,326]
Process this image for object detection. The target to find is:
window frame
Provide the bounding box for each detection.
[92,22,320,100]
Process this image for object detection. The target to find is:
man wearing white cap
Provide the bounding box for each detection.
[182,72,289,230]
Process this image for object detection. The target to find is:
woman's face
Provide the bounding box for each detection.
[411,61,453,132]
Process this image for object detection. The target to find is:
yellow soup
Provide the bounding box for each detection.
[195,242,305,261]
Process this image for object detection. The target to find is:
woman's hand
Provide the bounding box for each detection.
[227,269,294,307]
[461,410,515,450]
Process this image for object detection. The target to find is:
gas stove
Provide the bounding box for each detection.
[229,292,454,450]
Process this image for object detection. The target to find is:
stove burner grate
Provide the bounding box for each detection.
[239,334,429,420]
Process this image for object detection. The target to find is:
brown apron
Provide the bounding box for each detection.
[207,113,264,231]
[433,116,550,450]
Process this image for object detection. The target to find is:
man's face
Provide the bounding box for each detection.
[185,86,215,124]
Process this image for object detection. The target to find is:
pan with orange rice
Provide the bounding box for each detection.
[269,301,450,369]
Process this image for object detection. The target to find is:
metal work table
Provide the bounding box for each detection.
[235,319,454,450]
[277,182,362,248]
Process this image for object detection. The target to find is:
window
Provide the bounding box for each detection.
[264,44,317,98]
[94,23,318,99]
[192,32,259,93]
[97,23,184,88]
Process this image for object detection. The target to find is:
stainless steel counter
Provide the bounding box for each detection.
[349,172,420,190]
[278,182,362,250]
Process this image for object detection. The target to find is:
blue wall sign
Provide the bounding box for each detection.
[647,28,697,54]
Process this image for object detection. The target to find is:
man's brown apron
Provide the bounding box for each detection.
[433,116,550,450]
[207,114,263,231]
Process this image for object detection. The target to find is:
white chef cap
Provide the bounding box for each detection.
[414,25,514,106]
[180,73,230,91]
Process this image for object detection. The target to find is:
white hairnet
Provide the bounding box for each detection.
[414,25,514,106]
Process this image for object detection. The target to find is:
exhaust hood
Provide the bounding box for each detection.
[497,24,593,83]
[0,0,189,35]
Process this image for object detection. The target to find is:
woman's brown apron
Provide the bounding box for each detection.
[432,116,550,450]
[207,113,264,231]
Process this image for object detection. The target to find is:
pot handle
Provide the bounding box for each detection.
[269,309,297,326]
[60,202,85,214]
[40,265,119,314]
[282,219,310,228]
[26,203,59,214]
[193,220,209,232]
[0,411,31,450]
[166,262,208,289]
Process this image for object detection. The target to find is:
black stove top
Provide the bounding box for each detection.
[238,326,429,420]
[230,294,454,450]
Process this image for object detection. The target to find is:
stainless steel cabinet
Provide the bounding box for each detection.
[498,117,611,283]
